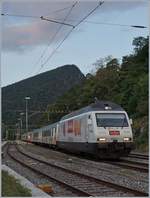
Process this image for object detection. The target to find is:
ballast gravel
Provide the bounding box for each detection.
[2,145,80,197]
[18,142,149,193]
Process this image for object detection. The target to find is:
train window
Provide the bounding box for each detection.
[95,113,129,127]
[43,130,48,137]
[33,132,38,138]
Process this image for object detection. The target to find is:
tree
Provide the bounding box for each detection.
[93,55,113,71]
[106,58,120,70]
[132,36,148,54]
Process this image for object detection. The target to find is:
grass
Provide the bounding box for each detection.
[2,170,32,197]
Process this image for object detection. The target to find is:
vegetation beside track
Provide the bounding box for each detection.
[2,170,32,197]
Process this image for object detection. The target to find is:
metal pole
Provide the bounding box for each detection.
[25,97,30,134]
[25,99,28,133]
[18,118,22,140]
[20,112,24,137]
[20,118,22,139]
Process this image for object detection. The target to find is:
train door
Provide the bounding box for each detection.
[82,115,89,143]
[87,114,94,142]
[52,127,56,145]
[49,128,52,145]
[84,114,93,143]
[39,131,42,143]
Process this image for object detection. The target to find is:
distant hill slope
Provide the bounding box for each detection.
[2,65,85,127]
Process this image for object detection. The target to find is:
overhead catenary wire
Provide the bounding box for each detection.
[32,1,78,75]
[45,4,77,17]
[1,4,76,19]
[75,1,104,27]
[37,27,75,73]
[83,20,147,28]
[1,13,73,27]
[1,13,39,18]
[47,18,148,29]
[36,1,104,74]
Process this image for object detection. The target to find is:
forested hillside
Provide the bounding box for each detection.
[2,65,85,133]
[44,36,148,151]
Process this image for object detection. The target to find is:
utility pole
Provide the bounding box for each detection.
[20,112,24,139]
[18,117,23,140]
[15,123,19,140]
[25,96,31,133]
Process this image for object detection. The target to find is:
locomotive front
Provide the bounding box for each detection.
[92,104,134,158]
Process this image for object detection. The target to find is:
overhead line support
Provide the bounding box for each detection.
[40,16,75,28]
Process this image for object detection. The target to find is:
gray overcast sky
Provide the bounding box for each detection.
[1,0,149,87]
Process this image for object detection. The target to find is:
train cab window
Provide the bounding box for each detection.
[95,113,129,127]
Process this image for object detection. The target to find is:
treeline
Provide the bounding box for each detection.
[43,36,148,151]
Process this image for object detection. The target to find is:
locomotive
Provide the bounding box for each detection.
[22,101,134,159]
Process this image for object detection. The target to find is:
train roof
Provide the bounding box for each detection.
[31,121,59,133]
[61,101,125,120]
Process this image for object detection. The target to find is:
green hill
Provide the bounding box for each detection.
[2,64,85,136]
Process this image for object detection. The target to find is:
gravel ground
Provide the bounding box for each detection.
[2,145,80,197]
[3,144,136,197]
[19,142,148,179]
[18,142,149,193]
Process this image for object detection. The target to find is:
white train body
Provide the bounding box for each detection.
[22,101,134,158]
[22,123,58,147]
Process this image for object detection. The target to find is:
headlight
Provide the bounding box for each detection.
[124,137,131,141]
[97,137,106,142]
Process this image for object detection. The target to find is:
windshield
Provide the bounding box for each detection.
[95,113,129,127]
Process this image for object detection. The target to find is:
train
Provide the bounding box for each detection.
[21,101,134,159]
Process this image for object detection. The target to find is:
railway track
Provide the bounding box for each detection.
[129,153,149,160]
[6,143,148,197]
[121,158,148,167]
[18,142,149,173]
[110,152,149,173]
[18,143,148,186]
[107,160,148,173]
